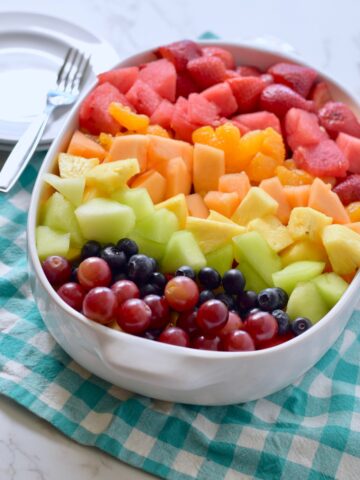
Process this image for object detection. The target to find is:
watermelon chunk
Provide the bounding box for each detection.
[187,93,219,126]
[236,65,262,77]
[150,99,175,130]
[310,81,332,110]
[285,108,328,151]
[319,101,360,138]
[176,71,200,98]
[138,59,176,102]
[97,67,138,94]
[234,111,281,134]
[227,76,265,113]
[268,62,318,98]
[157,40,202,72]
[126,80,162,116]
[293,139,349,177]
[333,175,360,205]
[79,82,130,135]
[201,82,237,117]
[171,97,198,142]
[336,132,360,173]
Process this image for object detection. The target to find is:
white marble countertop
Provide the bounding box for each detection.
[1,0,360,478]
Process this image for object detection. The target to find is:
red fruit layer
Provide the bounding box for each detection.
[294,139,349,177]
[260,84,314,117]
[333,174,360,205]
[157,39,202,72]
[268,62,317,98]
[319,101,360,138]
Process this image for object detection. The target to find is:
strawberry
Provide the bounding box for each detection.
[225,69,239,79]
[293,139,349,177]
[157,40,202,72]
[260,84,314,117]
[187,56,227,89]
[227,76,265,113]
[333,175,360,205]
[310,81,332,110]
[260,73,274,86]
[318,101,360,138]
[268,62,318,97]
[201,46,235,69]
[236,65,262,77]
[176,71,200,98]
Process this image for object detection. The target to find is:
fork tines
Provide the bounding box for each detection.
[57,48,91,93]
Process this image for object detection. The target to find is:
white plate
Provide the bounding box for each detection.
[0,12,119,149]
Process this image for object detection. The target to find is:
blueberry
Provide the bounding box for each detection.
[198,289,215,305]
[198,267,221,289]
[127,254,155,284]
[222,269,245,295]
[257,288,282,311]
[272,309,290,335]
[216,293,236,310]
[141,328,163,340]
[80,240,101,260]
[70,266,78,282]
[236,290,258,313]
[291,317,312,336]
[148,257,158,272]
[149,272,167,291]
[117,238,139,258]
[113,272,128,283]
[100,246,127,273]
[139,283,162,297]
[274,287,288,309]
[175,265,196,281]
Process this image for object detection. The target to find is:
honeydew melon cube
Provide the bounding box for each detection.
[205,244,233,276]
[155,194,188,229]
[58,153,99,178]
[85,158,140,193]
[288,207,332,243]
[43,173,85,206]
[312,273,349,308]
[247,215,293,252]
[272,261,325,295]
[75,198,135,244]
[112,187,154,220]
[162,231,206,273]
[231,187,278,226]
[238,260,269,293]
[42,192,84,246]
[233,231,281,286]
[135,208,179,244]
[287,282,329,323]
[128,232,166,261]
[36,226,70,260]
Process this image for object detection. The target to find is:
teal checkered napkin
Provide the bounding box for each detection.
[1,154,360,480]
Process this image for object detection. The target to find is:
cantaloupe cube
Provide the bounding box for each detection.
[147,135,193,175]
[156,194,188,229]
[186,194,209,219]
[284,185,311,208]
[165,156,191,199]
[259,176,291,224]
[204,191,240,218]
[232,187,278,225]
[193,143,225,195]
[346,222,360,235]
[308,178,350,224]
[67,130,106,160]
[106,134,149,171]
[130,169,166,204]
[218,172,251,202]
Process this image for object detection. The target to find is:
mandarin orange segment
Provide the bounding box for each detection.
[346,201,360,222]
[284,159,297,170]
[109,102,149,132]
[98,133,114,151]
[192,126,219,147]
[237,129,266,171]
[245,152,279,183]
[276,165,314,186]
[215,123,243,173]
[147,124,171,137]
[261,127,286,164]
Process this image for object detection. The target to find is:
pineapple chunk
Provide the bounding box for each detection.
[288,207,332,243]
[155,194,188,229]
[207,210,235,225]
[231,187,278,225]
[247,215,293,252]
[58,153,99,178]
[85,158,140,193]
[322,224,360,274]
[280,240,328,267]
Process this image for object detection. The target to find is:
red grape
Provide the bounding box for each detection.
[158,326,190,347]
[222,329,255,351]
[42,256,71,286]
[218,311,243,340]
[244,310,278,347]
[83,287,117,324]
[111,280,139,305]
[164,276,199,312]
[176,310,200,338]
[116,298,151,334]
[191,335,221,351]
[57,282,85,311]
[258,330,295,349]
[143,295,170,329]
[78,257,112,289]
[196,300,229,336]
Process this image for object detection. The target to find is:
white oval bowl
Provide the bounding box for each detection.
[27,41,360,406]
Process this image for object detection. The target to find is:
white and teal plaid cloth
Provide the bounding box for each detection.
[2,152,360,479]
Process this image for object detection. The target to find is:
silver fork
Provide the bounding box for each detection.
[0,48,91,193]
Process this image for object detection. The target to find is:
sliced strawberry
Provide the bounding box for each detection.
[138,59,176,102]
[201,46,235,69]
[293,139,349,177]
[201,82,238,117]
[187,93,219,126]
[318,101,360,138]
[97,66,138,94]
[150,99,175,130]
[260,84,314,117]
[157,40,202,72]
[227,76,265,113]
[187,56,227,89]
[225,69,239,79]
[171,97,198,142]
[176,71,200,98]
[333,174,360,205]
[260,73,274,86]
[310,81,332,110]
[236,65,262,77]
[285,108,328,151]
[268,62,318,97]
[125,80,161,116]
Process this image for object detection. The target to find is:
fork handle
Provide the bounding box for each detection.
[0,108,53,193]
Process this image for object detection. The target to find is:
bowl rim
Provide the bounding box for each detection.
[27,39,360,360]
